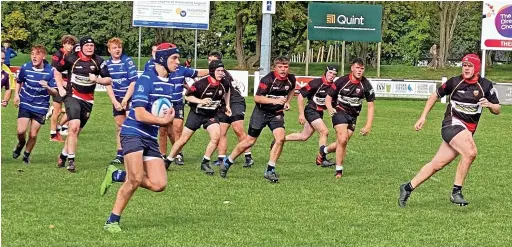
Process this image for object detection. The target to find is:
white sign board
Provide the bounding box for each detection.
[262,0,276,14]
[481,1,512,50]
[132,1,210,30]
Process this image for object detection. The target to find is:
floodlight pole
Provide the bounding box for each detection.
[305,40,310,76]
[261,13,272,76]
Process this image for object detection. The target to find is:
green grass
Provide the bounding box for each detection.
[8,53,512,82]
[2,94,512,246]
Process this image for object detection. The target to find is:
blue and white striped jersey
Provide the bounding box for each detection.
[17,61,56,115]
[106,54,138,99]
[144,59,155,72]
[120,67,169,140]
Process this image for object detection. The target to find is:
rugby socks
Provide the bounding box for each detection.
[67,154,75,162]
[202,156,210,164]
[107,212,121,223]
[50,130,57,138]
[217,155,225,163]
[319,145,328,157]
[112,170,126,182]
[266,161,276,172]
[60,151,68,161]
[404,182,415,192]
[452,185,462,194]
[335,165,343,172]
[244,152,252,160]
[23,151,30,158]
[224,156,234,166]
[61,125,68,132]
[116,150,123,158]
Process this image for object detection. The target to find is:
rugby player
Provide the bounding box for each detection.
[281,65,339,167]
[54,36,112,172]
[1,50,16,107]
[102,43,176,233]
[164,60,231,175]
[105,38,138,165]
[49,35,77,142]
[208,52,254,168]
[398,54,501,207]
[12,45,57,163]
[221,56,296,182]
[325,58,375,179]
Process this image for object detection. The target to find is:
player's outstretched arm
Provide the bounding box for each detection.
[479,98,501,115]
[54,69,67,97]
[325,95,337,116]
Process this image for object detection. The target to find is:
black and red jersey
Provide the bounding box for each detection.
[255,71,296,113]
[51,48,70,82]
[438,75,500,132]
[224,70,245,104]
[186,76,231,115]
[56,52,110,103]
[299,76,334,111]
[327,74,375,117]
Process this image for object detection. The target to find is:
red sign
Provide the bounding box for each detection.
[484,39,512,48]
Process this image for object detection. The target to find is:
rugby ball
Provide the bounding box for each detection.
[151,98,172,117]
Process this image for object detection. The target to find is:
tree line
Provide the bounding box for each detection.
[1,1,509,70]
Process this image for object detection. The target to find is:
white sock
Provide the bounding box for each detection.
[323,147,329,154]
[336,165,343,171]
[268,161,276,167]
[203,156,210,161]
[51,130,57,134]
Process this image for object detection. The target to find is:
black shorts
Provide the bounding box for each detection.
[332,110,357,131]
[185,110,219,131]
[248,107,285,138]
[304,107,324,124]
[64,96,93,129]
[112,97,128,117]
[173,103,185,120]
[218,101,246,124]
[18,107,46,125]
[52,94,64,104]
[121,135,161,158]
[441,119,475,143]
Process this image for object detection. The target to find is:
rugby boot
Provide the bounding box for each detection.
[450,190,469,206]
[398,183,412,208]
[201,162,214,175]
[264,170,279,183]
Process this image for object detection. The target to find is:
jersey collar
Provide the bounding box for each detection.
[78,51,92,61]
[273,71,288,81]
[463,74,479,84]
[207,75,220,86]
[349,73,361,84]
[321,76,333,85]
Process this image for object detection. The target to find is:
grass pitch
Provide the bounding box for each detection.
[2,94,511,246]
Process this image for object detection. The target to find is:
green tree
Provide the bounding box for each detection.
[1,10,30,48]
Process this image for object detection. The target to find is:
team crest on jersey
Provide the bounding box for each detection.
[219,90,223,95]
[276,115,282,119]
[356,88,361,94]
[138,85,144,92]
[90,65,96,70]
[473,90,479,97]
[285,86,289,90]
[128,60,134,65]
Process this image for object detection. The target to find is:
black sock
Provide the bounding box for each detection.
[452,185,462,194]
[51,133,57,138]
[266,165,275,172]
[202,157,210,164]
[319,145,326,156]
[60,153,68,161]
[217,156,224,162]
[23,151,30,158]
[245,153,252,160]
[405,182,415,192]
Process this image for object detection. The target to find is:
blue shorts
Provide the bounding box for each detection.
[121,135,161,158]
[112,97,128,117]
[18,107,46,125]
